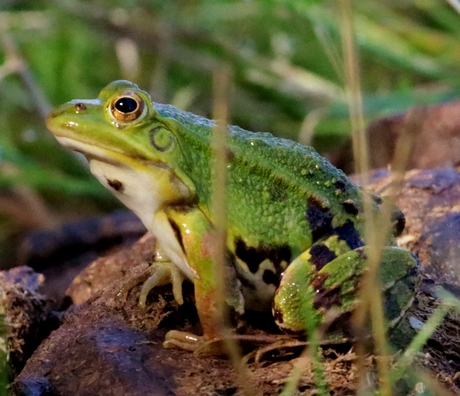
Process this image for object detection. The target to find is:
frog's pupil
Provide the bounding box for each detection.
[115,97,138,113]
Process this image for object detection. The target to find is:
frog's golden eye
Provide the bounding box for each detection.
[110,92,145,122]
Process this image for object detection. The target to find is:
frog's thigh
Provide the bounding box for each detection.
[273,235,355,335]
[314,246,418,328]
[366,246,419,328]
[273,243,419,335]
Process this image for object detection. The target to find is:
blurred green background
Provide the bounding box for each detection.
[1,0,460,267]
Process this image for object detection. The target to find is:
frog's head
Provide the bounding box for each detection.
[46,80,196,226]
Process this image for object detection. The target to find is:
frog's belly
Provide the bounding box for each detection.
[235,258,280,312]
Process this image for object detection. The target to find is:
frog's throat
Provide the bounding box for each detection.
[54,136,197,281]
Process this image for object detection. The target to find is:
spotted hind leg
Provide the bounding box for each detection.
[273,239,419,338]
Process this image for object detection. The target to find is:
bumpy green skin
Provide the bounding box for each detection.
[155,100,365,250]
[46,80,420,346]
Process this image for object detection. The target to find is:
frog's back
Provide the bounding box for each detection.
[225,125,365,250]
[155,103,366,253]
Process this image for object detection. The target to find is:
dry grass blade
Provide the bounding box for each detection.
[211,67,256,395]
[337,1,408,395]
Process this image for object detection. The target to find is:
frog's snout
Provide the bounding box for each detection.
[46,105,67,131]
[46,99,102,131]
[46,103,77,125]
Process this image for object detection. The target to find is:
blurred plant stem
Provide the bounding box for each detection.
[0,34,57,229]
[0,34,51,118]
[211,66,257,395]
[337,1,392,395]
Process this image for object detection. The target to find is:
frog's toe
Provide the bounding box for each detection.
[163,330,202,352]
[139,261,185,307]
[163,330,224,355]
[244,339,306,364]
[117,261,185,307]
[116,267,151,302]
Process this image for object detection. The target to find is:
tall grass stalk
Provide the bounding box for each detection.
[211,67,256,395]
[280,330,328,396]
[338,0,392,394]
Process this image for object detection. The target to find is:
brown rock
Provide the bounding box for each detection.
[367,101,460,170]
[368,168,460,286]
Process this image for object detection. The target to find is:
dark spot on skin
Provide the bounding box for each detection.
[236,242,263,274]
[168,218,185,254]
[355,247,367,261]
[262,269,280,286]
[334,220,364,250]
[342,199,359,215]
[273,307,284,324]
[407,262,419,279]
[106,178,124,192]
[391,209,406,237]
[334,179,347,193]
[269,183,288,202]
[313,283,342,312]
[75,103,86,111]
[383,271,419,324]
[306,196,333,242]
[235,239,291,275]
[310,272,328,292]
[308,244,337,271]
[383,292,401,322]
[226,149,235,161]
[373,195,383,205]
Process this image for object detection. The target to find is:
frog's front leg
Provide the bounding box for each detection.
[154,208,245,352]
[273,236,419,338]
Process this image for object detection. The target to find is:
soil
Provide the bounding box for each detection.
[6,230,460,395]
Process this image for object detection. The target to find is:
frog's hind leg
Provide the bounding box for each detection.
[273,240,419,338]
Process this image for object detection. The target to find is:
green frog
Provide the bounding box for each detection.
[46,80,419,351]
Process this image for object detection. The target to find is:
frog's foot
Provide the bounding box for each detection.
[164,331,305,360]
[242,338,306,364]
[116,268,150,302]
[163,330,224,355]
[116,261,185,307]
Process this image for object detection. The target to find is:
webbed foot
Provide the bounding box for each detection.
[117,255,185,307]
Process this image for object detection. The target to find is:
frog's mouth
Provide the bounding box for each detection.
[54,135,179,181]
[55,135,143,167]
[54,135,191,208]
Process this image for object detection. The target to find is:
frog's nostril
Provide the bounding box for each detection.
[75,103,87,112]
